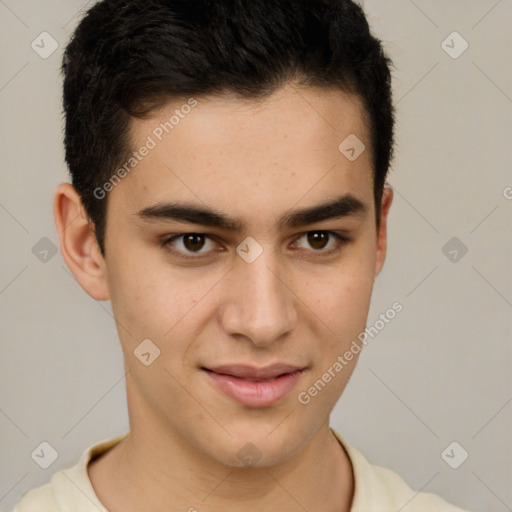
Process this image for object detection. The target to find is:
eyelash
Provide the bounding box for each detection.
[160,230,353,260]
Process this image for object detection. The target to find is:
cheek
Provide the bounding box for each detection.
[307,258,375,339]
[106,252,217,361]
[105,251,171,349]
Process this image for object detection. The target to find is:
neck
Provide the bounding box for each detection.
[88,392,354,512]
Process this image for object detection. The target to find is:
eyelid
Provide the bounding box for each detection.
[160,232,222,259]
[291,231,352,256]
[161,230,353,259]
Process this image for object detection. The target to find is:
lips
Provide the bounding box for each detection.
[205,363,303,380]
[202,363,306,407]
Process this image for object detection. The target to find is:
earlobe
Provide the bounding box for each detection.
[374,183,393,279]
[54,183,110,301]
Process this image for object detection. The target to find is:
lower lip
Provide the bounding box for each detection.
[204,369,304,407]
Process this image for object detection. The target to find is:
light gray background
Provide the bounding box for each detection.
[1,1,511,511]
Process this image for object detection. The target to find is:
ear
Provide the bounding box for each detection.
[373,183,393,279]
[54,183,110,300]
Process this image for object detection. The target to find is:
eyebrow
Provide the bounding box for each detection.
[135,193,368,232]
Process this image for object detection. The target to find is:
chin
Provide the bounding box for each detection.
[195,421,308,469]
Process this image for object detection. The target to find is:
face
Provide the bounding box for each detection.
[84,84,391,467]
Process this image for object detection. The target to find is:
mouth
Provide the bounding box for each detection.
[202,364,306,407]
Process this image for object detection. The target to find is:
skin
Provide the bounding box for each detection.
[54,83,393,512]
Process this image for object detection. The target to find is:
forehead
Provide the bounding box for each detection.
[114,84,373,224]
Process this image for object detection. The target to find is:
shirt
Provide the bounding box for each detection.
[11,428,470,511]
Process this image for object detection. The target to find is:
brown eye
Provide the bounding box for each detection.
[307,231,329,250]
[182,234,206,252]
[294,230,351,254]
[162,233,218,258]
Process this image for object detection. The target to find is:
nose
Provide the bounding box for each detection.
[218,245,297,347]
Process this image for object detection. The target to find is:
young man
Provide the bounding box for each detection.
[13,0,470,511]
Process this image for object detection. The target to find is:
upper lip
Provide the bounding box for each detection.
[203,364,304,380]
